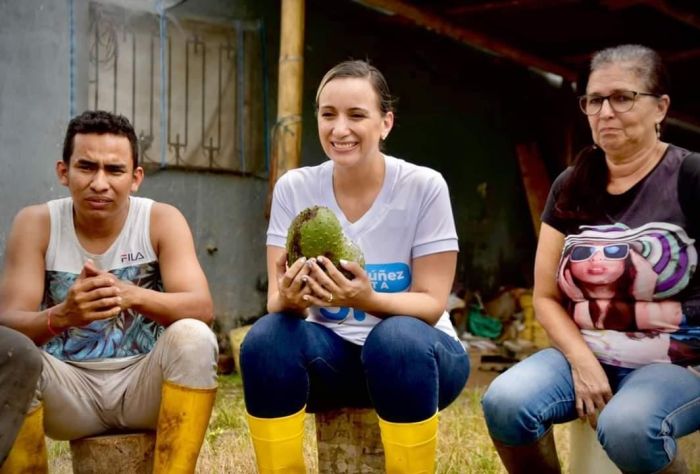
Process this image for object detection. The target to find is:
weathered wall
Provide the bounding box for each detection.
[0,0,75,253]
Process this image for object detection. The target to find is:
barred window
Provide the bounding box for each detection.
[88,2,267,175]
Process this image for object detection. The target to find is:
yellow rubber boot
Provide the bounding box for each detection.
[246,407,306,473]
[0,405,48,474]
[378,413,439,474]
[153,380,217,474]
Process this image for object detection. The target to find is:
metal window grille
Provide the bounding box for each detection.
[88,2,267,175]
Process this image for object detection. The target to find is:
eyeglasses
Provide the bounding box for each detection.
[578,90,660,115]
[569,243,630,262]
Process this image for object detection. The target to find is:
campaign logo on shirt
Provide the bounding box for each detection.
[319,262,411,323]
[366,263,411,292]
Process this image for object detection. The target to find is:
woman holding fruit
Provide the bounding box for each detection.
[240,60,469,473]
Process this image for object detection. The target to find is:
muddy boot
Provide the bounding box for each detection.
[491,428,561,474]
[0,405,48,474]
[153,380,217,474]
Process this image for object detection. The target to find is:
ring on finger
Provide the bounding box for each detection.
[327,293,334,303]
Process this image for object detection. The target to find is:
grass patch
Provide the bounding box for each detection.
[45,374,700,473]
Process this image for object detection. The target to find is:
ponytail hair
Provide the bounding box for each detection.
[554,145,607,221]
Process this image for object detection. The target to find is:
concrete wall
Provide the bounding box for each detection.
[0,0,75,252]
[143,170,269,331]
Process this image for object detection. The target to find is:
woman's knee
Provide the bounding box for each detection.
[597,403,667,471]
[481,374,533,430]
[363,316,429,359]
[240,313,306,370]
[480,355,568,444]
[482,384,547,445]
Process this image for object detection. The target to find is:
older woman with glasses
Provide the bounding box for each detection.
[481,44,700,473]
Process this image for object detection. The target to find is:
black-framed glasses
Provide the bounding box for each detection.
[570,243,630,262]
[578,90,660,115]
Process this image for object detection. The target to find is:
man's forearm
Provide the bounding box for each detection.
[125,286,213,326]
[0,309,55,345]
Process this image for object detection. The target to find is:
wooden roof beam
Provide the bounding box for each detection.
[667,48,700,62]
[351,0,576,81]
[447,0,580,16]
[639,0,700,31]
[599,0,646,11]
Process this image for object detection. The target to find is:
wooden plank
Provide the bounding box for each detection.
[515,142,551,238]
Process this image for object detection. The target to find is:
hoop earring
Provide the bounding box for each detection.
[655,122,661,139]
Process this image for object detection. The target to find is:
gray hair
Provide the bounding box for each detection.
[590,44,670,96]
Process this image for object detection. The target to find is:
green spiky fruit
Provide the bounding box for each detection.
[286,206,365,278]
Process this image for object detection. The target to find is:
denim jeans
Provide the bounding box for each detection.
[240,313,470,423]
[481,348,700,473]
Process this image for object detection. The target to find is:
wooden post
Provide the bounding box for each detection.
[267,0,305,215]
[515,142,551,239]
[315,408,385,473]
[70,432,156,474]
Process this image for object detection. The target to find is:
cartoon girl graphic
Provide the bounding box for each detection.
[558,222,696,333]
[565,242,635,298]
[560,241,637,330]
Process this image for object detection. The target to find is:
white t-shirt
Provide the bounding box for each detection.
[267,155,459,345]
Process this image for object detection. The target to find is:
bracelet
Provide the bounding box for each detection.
[47,308,60,337]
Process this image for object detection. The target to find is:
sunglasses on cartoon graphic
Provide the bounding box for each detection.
[569,243,630,262]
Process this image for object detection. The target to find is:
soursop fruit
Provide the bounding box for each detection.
[286,206,365,278]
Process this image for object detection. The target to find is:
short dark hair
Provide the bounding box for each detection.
[314,60,395,116]
[62,110,139,169]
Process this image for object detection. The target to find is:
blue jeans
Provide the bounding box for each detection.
[481,348,700,473]
[240,313,470,422]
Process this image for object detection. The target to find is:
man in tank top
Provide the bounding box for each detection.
[0,110,218,473]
